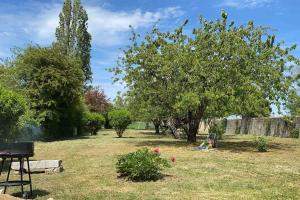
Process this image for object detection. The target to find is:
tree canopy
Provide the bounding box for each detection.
[14,45,85,138]
[112,11,299,143]
[85,86,110,113]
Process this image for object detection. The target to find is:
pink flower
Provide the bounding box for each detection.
[170,156,176,162]
[153,147,161,154]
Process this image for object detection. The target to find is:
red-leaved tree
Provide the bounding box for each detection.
[85,87,110,113]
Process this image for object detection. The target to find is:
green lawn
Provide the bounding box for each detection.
[1,130,300,200]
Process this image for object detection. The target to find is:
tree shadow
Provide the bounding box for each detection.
[137,131,170,139]
[131,139,190,148]
[222,134,248,140]
[217,140,295,153]
[40,135,94,142]
[127,132,210,148]
[138,131,208,140]
[11,189,50,199]
[217,140,256,152]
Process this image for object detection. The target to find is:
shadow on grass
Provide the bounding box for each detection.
[113,137,135,139]
[218,140,255,152]
[138,131,208,140]
[117,173,173,182]
[39,135,94,142]
[126,132,211,148]
[11,189,50,199]
[32,129,114,142]
[137,131,169,139]
[222,134,249,140]
[132,140,189,148]
[218,140,294,153]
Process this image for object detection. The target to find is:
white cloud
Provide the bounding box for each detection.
[28,4,61,41]
[0,3,61,45]
[0,2,183,47]
[86,6,184,46]
[218,0,273,8]
[7,4,183,47]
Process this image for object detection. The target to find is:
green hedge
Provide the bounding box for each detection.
[0,87,27,140]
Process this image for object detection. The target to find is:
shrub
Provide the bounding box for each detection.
[0,87,27,140]
[283,117,299,138]
[108,110,131,137]
[209,121,226,139]
[255,136,268,152]
[83,112,105,135]
[116,148,171,181]
[290,126,299,138]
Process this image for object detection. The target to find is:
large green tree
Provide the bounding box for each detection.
[112,11,299,143]
[14,45,85,138]
[55,0,92,84]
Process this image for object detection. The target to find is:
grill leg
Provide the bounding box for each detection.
[26,157,32,196]
[19,158,24,195]
[0,157,6,175]
[4,157,12,194]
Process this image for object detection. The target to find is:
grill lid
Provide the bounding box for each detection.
[0,142,34,157]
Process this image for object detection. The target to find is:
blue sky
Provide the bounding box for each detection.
[0,0,300,104]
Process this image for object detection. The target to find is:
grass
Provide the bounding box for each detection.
[1,130,300,200]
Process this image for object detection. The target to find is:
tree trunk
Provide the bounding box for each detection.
[186,119,200,143]
[154,123,160,134]
[184,103,206,143]
[152,119,161,134]
[167,117,180,139]
[183,110,201,143]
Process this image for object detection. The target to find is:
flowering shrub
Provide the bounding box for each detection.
[153,147,161,154]
[170,156,176,162]
[116,148,171,181]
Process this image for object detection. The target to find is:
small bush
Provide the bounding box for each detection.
[83,112,105,135]
[290,127,300,138]
[116,148,171,181]
[209,121,226,139]
[108,110,131,137]
[255,136,268,152]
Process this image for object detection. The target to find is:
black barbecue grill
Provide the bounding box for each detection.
[0,142,34,196]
